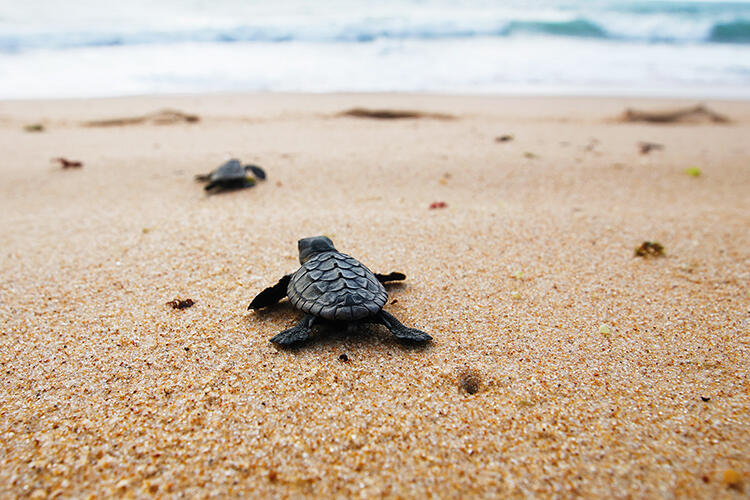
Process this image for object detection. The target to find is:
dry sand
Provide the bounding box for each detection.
[0,93,748,498]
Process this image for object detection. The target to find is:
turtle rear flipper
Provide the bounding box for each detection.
[249,274,292,309]
[270,314,315,345]
[195,173,211,182]
[375,310,432,342]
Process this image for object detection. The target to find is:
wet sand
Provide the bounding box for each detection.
[1,93,748,498]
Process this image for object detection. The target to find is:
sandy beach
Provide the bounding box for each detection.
[1,93,748,498]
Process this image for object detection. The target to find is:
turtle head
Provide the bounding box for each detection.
[298,236,336,264]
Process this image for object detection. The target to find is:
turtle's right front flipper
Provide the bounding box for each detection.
[375,272,406,283]
[248,274,292,310]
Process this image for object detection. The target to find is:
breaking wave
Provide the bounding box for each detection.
[3,16,750,53]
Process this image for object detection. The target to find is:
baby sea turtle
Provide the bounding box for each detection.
[195,158,266,192]
[248,236,432,345]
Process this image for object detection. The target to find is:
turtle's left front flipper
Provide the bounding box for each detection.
[270,314,315,345]
[375,272,406,284]
[248,274,291,310]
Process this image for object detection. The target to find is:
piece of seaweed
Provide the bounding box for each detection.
[619,105,729,124]
[84,109,200,127]
[338,108,455,120]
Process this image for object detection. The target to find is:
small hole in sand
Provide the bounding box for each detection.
[459,369,481,395]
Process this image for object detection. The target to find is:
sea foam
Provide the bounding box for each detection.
[0,0,749,98]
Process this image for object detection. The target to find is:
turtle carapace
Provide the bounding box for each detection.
[248,236,432,346]
[195,159,266,192]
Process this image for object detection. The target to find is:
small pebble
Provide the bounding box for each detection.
[723,469,743,490]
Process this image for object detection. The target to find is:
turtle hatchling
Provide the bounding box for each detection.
[248,236,432,345]
[195,158,266,192]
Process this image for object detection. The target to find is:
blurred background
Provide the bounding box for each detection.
[1,0,749,99]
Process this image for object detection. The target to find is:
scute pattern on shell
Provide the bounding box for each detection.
[211,159,245,181]
[287,251,388,321]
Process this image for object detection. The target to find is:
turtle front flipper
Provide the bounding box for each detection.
[375,310,432,342]
[195,173,211,182]
[270,314,315,345]
[248,274,292,310]
[375,272,406,283]
[245,165,267,180]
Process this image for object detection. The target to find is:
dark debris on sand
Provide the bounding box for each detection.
[638,141,664,155]
[24,123,44,132]
[166,298,195,309]
[634,241,665,258]
[52,157,83,169]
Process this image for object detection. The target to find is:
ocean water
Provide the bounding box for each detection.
[1,0,749,99]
